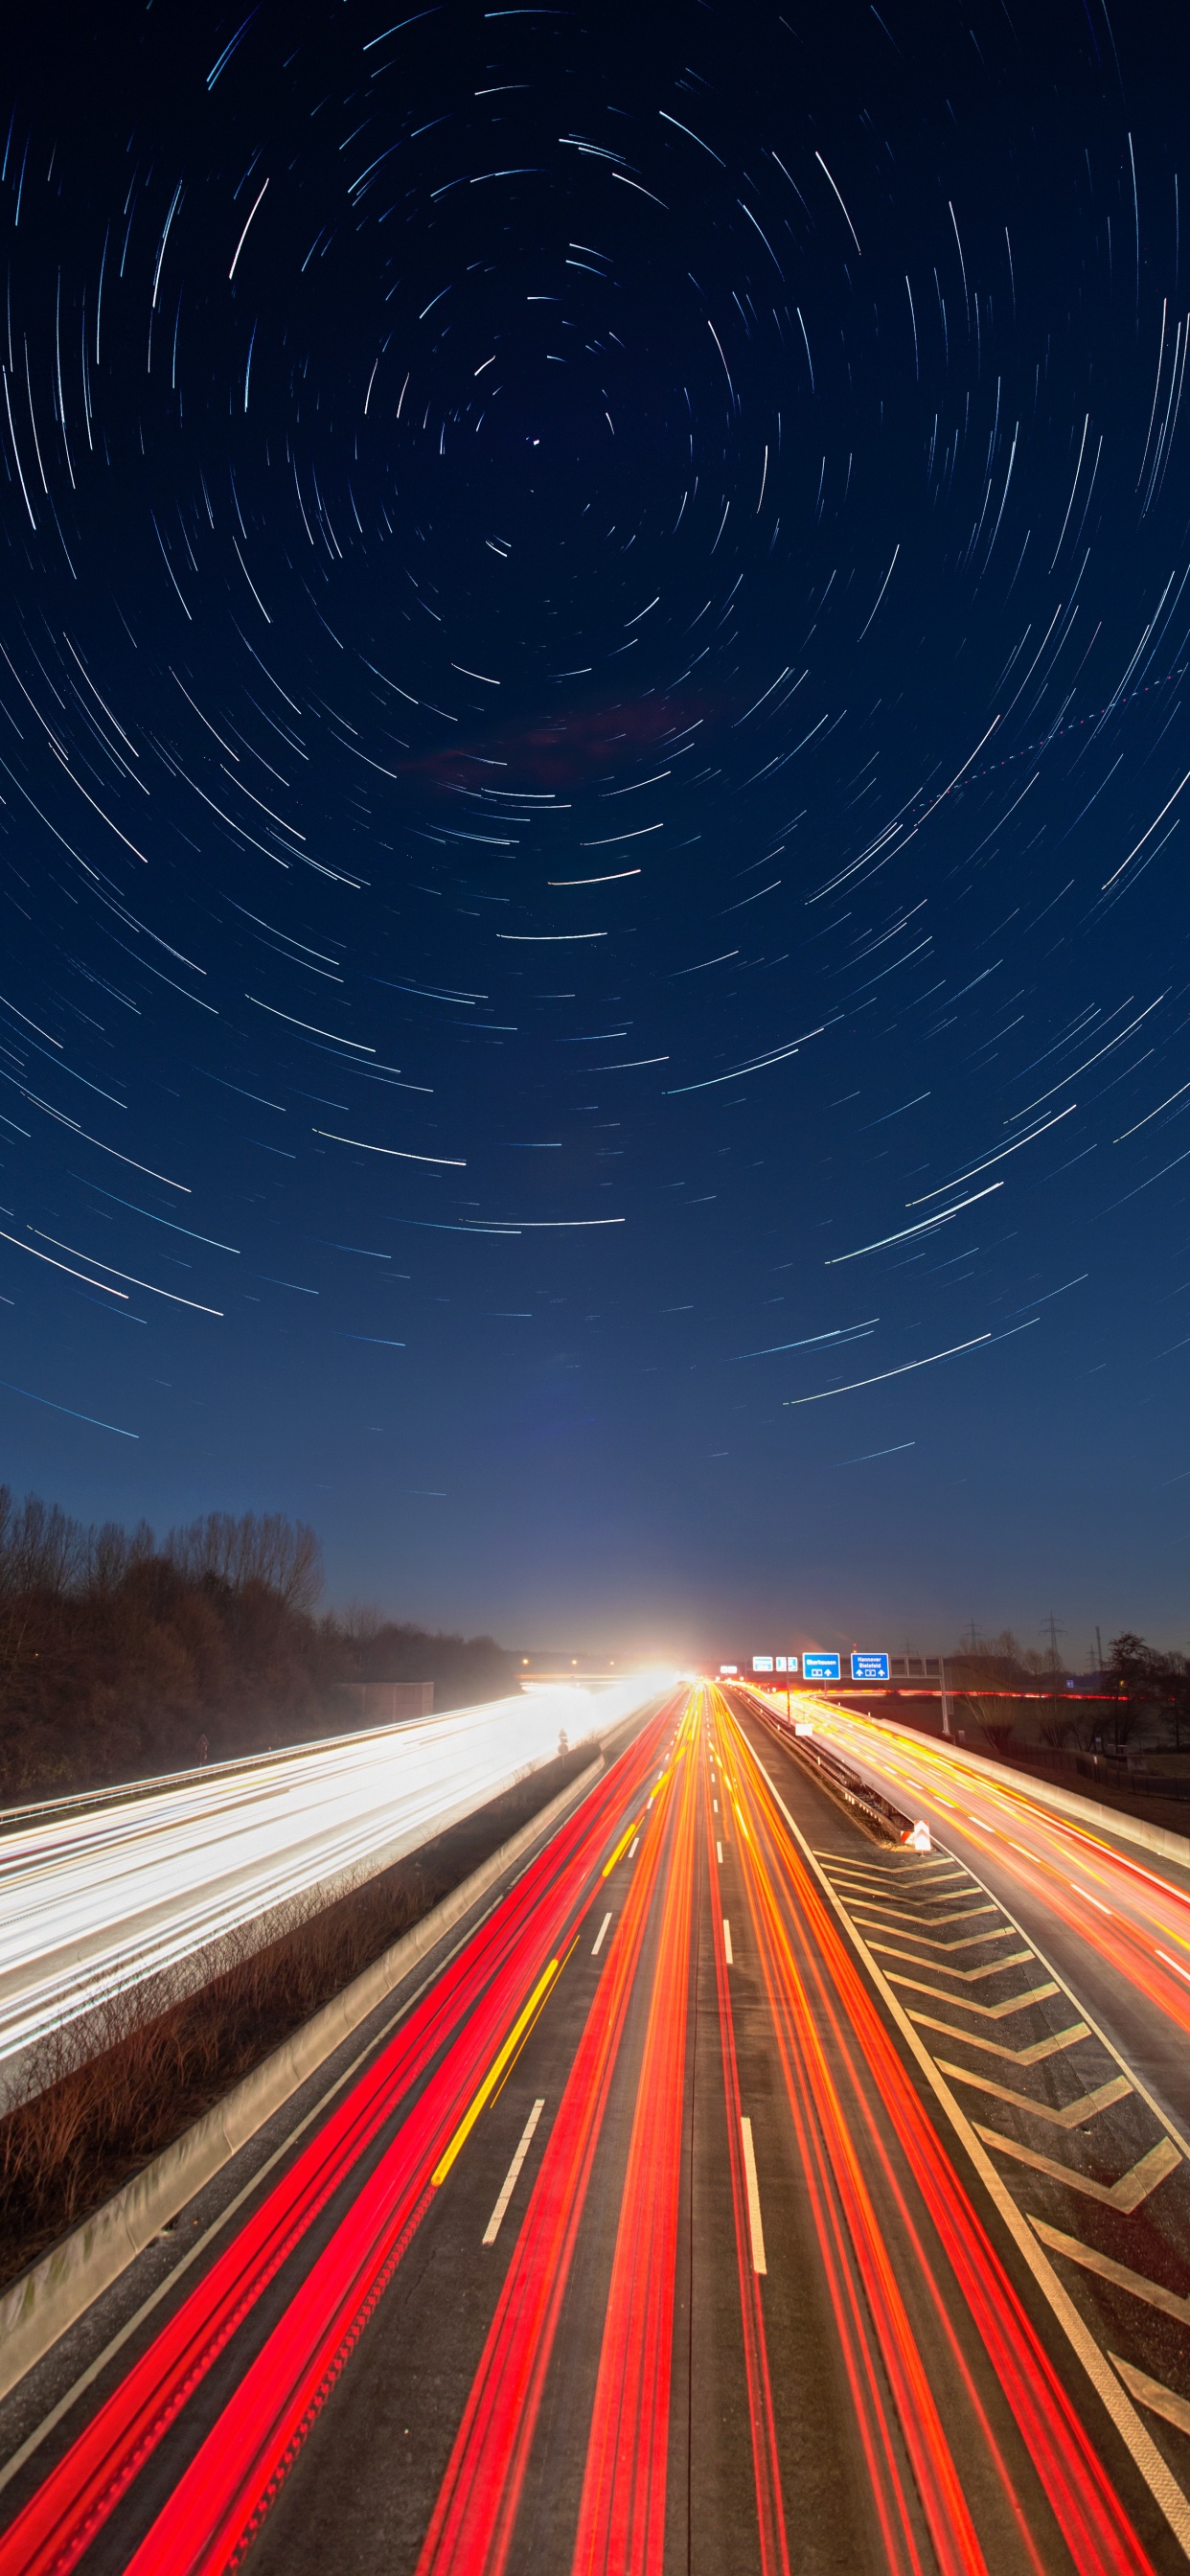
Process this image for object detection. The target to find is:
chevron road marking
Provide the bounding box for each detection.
[850,1901,1002,1929]
[829,1888,976,1906]
[1113,2355,1190,2439]
[887,1973,1059,2016]
[939,2066,1132,2128]
[871,1944,1035,1982]
[831,1865,980,1885]
[754,1786,1190,2554]
[908,2012,1090,2062]
[859,1923,1020,1955]
[973,2128,1181,2214]
[1031,2218,1190,2327]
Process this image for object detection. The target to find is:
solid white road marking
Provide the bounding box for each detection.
[741,2116,767,2274]
[483,2100,545,2245]
[722,1918,734,1965]
[591,1911,612,1957]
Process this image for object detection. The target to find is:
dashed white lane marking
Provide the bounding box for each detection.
[723,1918,734,1965]
[716,1840,723,1866]
[741,2116,767,2274]
[483,2099,545,2245]
[591,1911,612,1957]
[629,1836,639,1858]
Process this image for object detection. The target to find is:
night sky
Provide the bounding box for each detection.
[2,0,1188,1660]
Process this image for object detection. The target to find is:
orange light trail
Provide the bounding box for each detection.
[699,1711,791,2576]
[414,1703,692,2576]
[811,1706,1190,2046]
[569,1697,698,2576]
[719,1693,1160,2576]
[712,1691,985,2576]
[0,1696,683,2576]
[11,1679,1178,2576]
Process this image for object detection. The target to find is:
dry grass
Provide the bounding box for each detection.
[0,1743,588,2291]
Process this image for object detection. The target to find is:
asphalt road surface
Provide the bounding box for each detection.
[3,1682,1190,2574]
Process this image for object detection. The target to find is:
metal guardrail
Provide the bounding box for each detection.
[734,1690,921,1847]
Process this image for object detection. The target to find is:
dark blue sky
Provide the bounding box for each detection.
[1,0,1188,1660]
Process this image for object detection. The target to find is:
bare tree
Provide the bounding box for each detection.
[165,1513,323,1613]
[339,1599,382,1645]
[968,1695,1017,1755]
[0,1493,86,1598]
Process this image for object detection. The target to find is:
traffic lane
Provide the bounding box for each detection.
[0,1702,683,2576]
[810,1706,1190,1950]
[680,1788,789,2576]
[0,1749,628,2464]
[704,1724,897,2576]
[369,1689,790,2576]
[407,1700,704,2576]
[241,1701,700,2576]
[240,1863,638,2571]
[799,1709,1190,2145]
[536,1700,702,2576]
[723,1698,1179,2575]
[719,1704,1079,2576]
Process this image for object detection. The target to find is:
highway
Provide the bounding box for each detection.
[2,1682,1189,2571]
[0,1677,665,2113]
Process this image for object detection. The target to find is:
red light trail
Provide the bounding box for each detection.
[717,1692,1158,2576]
[3,1683,1184,2573]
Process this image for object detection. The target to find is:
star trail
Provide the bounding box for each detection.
[1,0,1187,1645]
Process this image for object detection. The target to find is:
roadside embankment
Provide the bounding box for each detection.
[0,1740,595,2302]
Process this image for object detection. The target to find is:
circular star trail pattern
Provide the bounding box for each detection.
[0,0,1186,1638]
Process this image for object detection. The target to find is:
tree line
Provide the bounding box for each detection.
[947,1627,1190,1756]
[0,1488,516,1806]
[1095,1633,1190,1753]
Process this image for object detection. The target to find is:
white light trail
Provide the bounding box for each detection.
[0,1677,669,2108]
